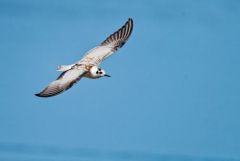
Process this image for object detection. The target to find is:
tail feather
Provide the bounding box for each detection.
[57,64,74,72]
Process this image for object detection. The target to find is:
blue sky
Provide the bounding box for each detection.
[0,0,240,160]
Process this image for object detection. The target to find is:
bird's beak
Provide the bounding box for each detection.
[104,74,111,77]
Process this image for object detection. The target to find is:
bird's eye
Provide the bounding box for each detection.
[99,72,102,74]
[96,71,98,74]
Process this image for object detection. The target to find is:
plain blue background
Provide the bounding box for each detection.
[0,0,240,160]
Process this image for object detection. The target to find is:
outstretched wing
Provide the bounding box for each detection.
[78,18,133,66]
[101,18,133,49]
[35,66,87,97]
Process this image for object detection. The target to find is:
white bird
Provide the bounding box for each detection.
[35,18,133,97]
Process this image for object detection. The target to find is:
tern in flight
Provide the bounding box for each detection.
[35,18,133,97]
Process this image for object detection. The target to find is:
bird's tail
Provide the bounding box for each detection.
[57,64,74,72]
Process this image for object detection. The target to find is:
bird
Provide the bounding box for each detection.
[35,18,133,97]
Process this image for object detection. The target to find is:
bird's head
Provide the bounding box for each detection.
[90,66,111,78]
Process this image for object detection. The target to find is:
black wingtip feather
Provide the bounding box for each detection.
[128,17,133,22]
[35,92,48,97]
[35,93,40,97]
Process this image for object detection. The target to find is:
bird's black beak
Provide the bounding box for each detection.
[104,74,111,77]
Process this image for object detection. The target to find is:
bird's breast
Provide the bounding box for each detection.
[83,72,100,79]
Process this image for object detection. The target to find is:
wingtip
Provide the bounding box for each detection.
[35,92,49,98]
[35,93,42,97]
[35,88,63,98]
[128,17,133,21]
[100,17,134,48]
[128,18,133,24]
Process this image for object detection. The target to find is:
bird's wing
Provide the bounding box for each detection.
[35,66,87,97]
[78,18,133,66]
